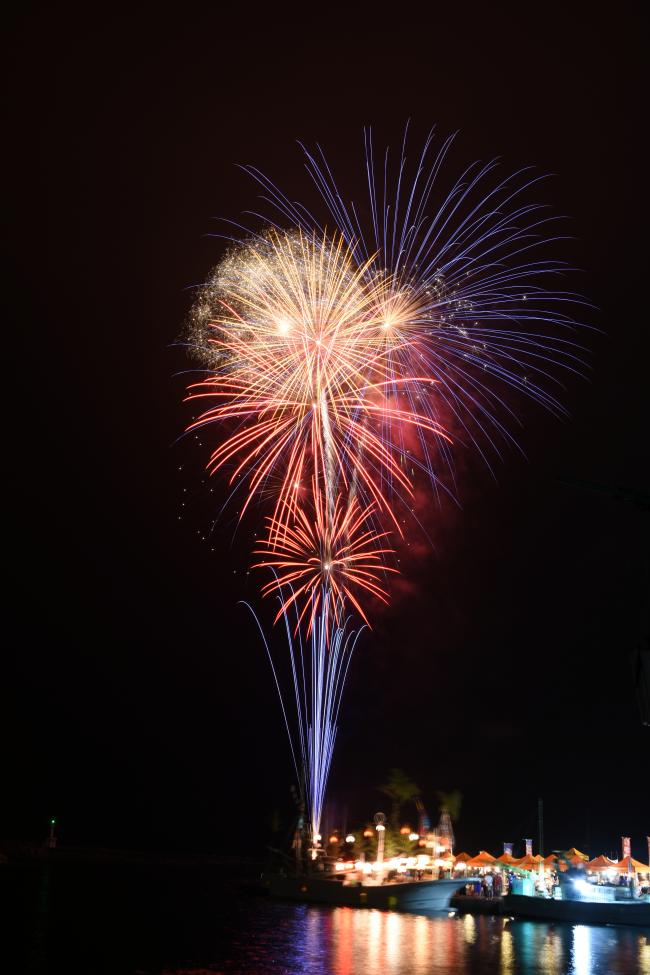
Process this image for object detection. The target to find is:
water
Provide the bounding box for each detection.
[2,864,648,974]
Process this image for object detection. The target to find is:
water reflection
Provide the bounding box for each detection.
[500,924,514,973]
[462,912,476,944]
[4,865,648,975]
[284,908,649,975]
[572,925,591,975]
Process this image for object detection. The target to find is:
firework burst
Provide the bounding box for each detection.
[242,126,589,469]
[254,493,396,631]
[182,127,588,840]
[186,227,449,558]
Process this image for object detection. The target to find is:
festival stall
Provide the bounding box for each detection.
[512,854,541,871]
[466,850,497,869]
[451,852,472,875]
[587,855,618,873]
[495,851,534,880]
[614,856,650,876]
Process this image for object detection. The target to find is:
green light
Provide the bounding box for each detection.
[50,818,56,825]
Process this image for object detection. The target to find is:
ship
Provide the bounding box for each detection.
[505,891,650,927]
[506,870,650,928]
[264,872,478,912]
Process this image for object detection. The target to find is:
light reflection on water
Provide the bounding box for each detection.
[500,923,514,973]
[3,865,649,975]
[573,924,591,975]
[250,906,649,975]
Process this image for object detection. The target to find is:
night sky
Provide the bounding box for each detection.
[6,7,647,861]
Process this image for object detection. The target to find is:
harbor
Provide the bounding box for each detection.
[263,835,650,928]
[2,856,649,975]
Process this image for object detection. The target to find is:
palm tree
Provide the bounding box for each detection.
[379,768,421,829]
[436,789,462,855]
[437,789,462,822]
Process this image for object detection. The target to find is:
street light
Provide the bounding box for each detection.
[374,812,387,867]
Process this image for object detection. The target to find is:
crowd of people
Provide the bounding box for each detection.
[464,872,508,898]
[462,861,650,900]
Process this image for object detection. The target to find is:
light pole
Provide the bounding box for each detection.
[374,811,386,868]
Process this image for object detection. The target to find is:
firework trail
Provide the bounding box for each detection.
[183,127,587,840]
[243,587,362,840]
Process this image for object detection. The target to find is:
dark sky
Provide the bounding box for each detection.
[6,6,648,861]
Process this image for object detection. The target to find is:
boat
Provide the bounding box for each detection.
[505,885,650,928]
[265,873,478,912]
[506,892,650,926]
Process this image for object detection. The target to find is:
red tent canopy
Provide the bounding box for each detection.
[564,847,588,861]
[613,856,650,873]
[512,855,542,871]
[466,850,497,868]
[587,855,618,872]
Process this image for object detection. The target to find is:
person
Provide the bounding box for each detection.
[485,873,494,899]
[494,872,503,897]
[481,876,488,897]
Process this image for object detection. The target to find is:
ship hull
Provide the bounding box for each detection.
[506,893,650,927]
[265,874,474,912]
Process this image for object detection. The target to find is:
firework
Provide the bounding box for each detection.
[186,227,449,559]
[253,493,396,631]
[243,588,362,840]
[242,127,588,467]
[183,127,587,841]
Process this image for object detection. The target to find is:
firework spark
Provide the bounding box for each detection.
[254,493,396,631]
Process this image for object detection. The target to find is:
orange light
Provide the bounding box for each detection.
[363,829,373,838]
[329,835,338,844]
[400,826,410,835]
